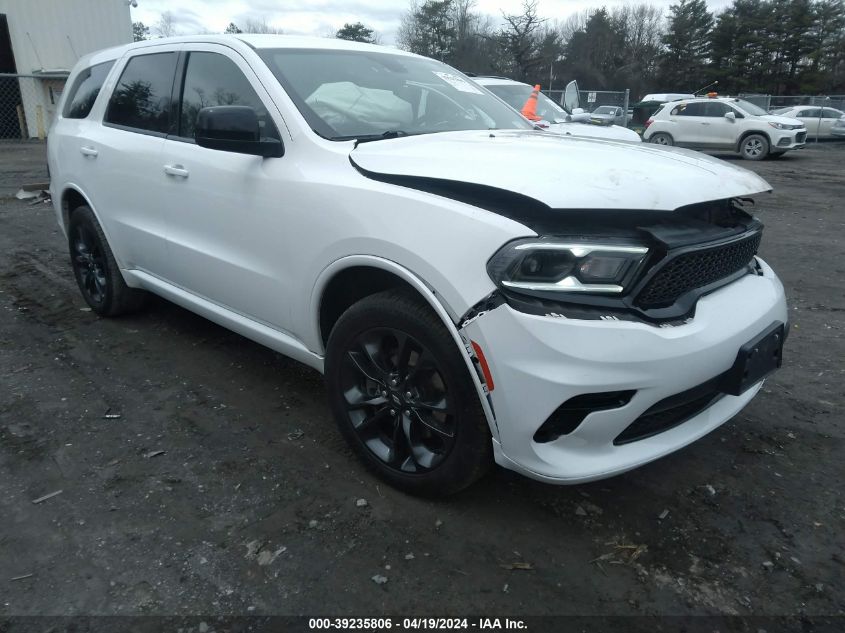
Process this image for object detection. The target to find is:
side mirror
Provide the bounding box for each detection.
[724,111,736,121]
[195,106,284,158]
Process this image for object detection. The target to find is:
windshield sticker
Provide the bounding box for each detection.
[432,71,484,94]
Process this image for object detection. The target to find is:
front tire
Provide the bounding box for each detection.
[740,134,769,160]
[68,205,146,316]
[649,132,673,146]
[324,289,492,496]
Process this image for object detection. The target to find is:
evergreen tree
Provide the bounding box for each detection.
[659,0,714,90]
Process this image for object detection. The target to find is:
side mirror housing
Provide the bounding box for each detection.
[724,111,736,121]
[195,106,284,158]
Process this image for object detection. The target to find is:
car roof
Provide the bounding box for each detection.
[74,35,421,69]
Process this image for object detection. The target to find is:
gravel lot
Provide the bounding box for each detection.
[0,141,843,625]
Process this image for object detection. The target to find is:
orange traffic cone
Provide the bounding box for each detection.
[521,84,542,121]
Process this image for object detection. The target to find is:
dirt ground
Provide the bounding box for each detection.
[0,140,843,625]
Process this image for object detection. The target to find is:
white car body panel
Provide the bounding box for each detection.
[771,106,845,138]
[351,130,771,210]
[48,35,789,486]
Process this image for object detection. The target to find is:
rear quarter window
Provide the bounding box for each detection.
[104,52,178,134]
[63,61,115,119]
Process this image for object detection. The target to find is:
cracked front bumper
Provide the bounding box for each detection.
[462,258,788,484]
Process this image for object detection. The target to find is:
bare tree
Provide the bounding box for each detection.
[496,0,547,80]
[241,18,284,34]
[154,11,178,38]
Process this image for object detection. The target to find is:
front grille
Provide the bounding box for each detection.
[635,232,761,309]
[796,131,807,143]
[614,382,723,445]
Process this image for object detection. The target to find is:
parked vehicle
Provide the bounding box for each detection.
[49,36,787,495]
[474,76,641,142]
[590,105,626,127]
[770,106,845,139]
[644,96,806,160]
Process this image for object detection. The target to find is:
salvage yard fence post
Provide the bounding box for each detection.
[0,72,67,142]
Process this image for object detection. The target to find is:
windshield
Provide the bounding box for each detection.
[258,49,532,140]
[485,84,568,122]
[593,106,616,114]
[732,99,769,116]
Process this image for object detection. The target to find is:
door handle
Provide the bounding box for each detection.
[80,146,98,157]
[163,164,189,178]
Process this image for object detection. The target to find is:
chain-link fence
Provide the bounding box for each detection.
[0,73,67,142]
[543,88,631,124]
[739,93,845,114]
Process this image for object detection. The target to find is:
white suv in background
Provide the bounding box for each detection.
[49,36,787,495]
[644,96,806,160]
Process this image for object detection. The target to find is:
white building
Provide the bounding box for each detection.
[0,0,132,139]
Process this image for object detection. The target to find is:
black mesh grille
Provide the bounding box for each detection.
[635,232,761,308]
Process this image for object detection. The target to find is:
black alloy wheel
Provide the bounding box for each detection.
[340,327,456,473]
[325,289,492,495]
[67,205,146,316]
[71,222,108,306]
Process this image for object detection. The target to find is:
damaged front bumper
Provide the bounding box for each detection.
[460,257,788,484]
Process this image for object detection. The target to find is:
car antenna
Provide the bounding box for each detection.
[693,80,718,96]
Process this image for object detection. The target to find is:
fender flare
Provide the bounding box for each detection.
[310,255,500,440]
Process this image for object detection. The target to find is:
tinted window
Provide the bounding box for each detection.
[673,102,706,116]
[64,61,115,119]
[105,52,178,133]
[798,108,820,118]
[179,52,279,140]
[822,108,843,119]
[703,102,729,117]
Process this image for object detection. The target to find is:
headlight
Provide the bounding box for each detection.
[487,239,649,295]
[769,122,799,130]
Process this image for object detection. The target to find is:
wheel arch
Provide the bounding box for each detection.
[311,256,499,440]
[59,184,96,234]
[736,129,771,152]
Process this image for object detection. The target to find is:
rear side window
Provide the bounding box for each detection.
[105,52,178,134]
[178,51,280,140]
[63,61,115,119]
[672,102,706,116]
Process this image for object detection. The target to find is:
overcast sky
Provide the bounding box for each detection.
[131,0,734,45]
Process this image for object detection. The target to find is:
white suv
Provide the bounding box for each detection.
[644,96,806,159]
[49,36,788,495]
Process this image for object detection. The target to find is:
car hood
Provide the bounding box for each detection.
[761,114,804,127]
[546,121,641,142]
[350,130,771,211]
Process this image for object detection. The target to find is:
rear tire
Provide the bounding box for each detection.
[649,132,673,146]
[68,205,147,316]
[740,134,769,160]
[324,289,492,496]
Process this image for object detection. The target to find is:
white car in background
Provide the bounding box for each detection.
[474,76,641,142]
[770,106,845,139]
[644,96,806,160]
[49,36,787,495]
